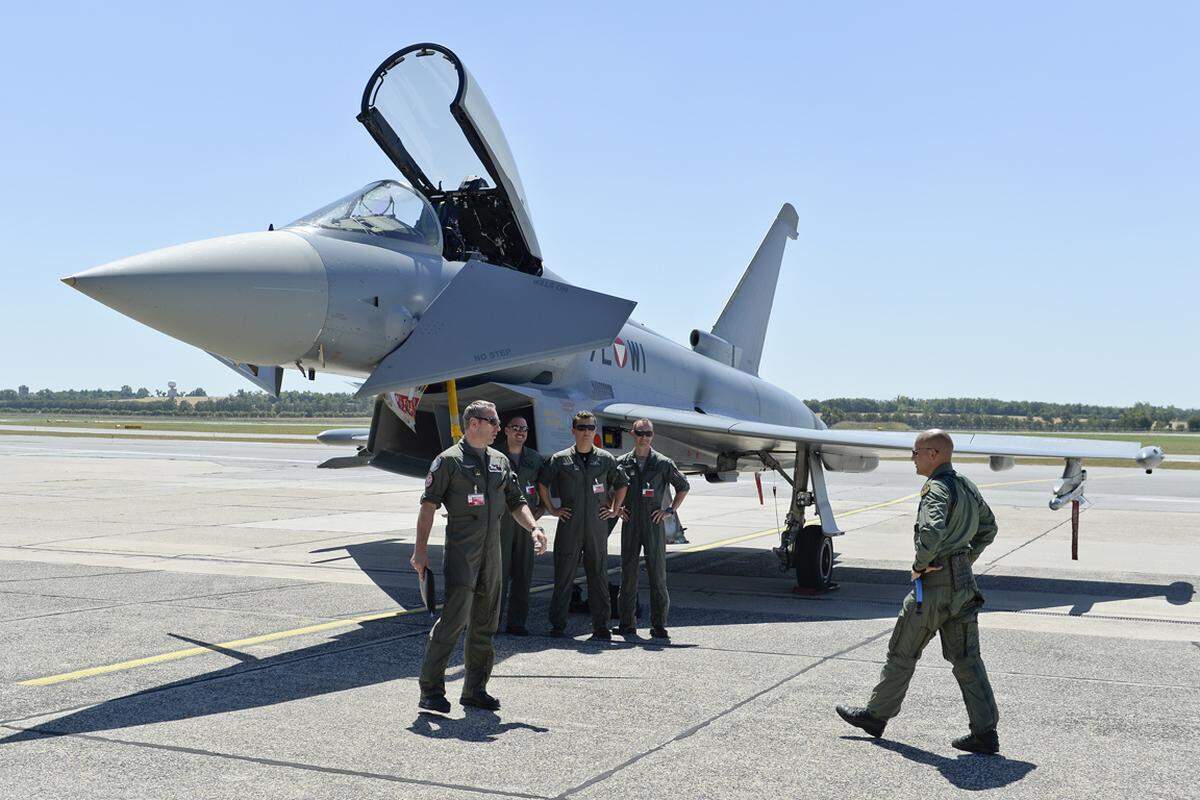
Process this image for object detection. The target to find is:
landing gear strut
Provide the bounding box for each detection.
[762,447,842,592]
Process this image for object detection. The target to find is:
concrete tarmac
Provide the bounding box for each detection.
[1,434,1197,798]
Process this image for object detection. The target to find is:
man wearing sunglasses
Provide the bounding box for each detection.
[412,400,548,713]
[836,429,1001,754]
[538,410,629,640]
[614,419,689,639]
[495,415,546,636]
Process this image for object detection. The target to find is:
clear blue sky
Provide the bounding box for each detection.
[2,2,1196,406]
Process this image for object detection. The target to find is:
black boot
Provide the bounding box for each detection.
[460,690,501,711]
[418,695,451,714]
[835,705,886,738]
[952,730,999,755]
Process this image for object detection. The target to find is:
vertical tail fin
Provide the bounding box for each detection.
[710,203,798,375]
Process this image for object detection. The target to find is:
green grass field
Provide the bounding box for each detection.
[3,414,1194,468]
[0,415,368,436]
[994,430,1200,456]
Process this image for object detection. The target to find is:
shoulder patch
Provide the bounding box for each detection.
[430,456,442,472]
[920,483,931,497]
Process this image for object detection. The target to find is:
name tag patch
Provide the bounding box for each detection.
[468,493,486,507]
[488,462,503,472]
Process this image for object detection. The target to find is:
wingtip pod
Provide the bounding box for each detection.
[1136,445,1165,471]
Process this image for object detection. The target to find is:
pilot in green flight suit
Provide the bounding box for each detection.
[495,415,546,635]
[836,429,1001,754]
[411,401,547,713]
[614,419,690,638]
[538,411,628,640]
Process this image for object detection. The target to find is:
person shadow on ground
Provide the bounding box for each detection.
[843,736,1037,790]
[408,708,549,743]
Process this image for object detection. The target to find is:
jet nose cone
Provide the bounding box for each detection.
[66,231,328,365]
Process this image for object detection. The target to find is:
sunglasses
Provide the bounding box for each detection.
[633,429,654,437]
[910,447,936,456]
[574,424,597,431]
[471,416,500,427]
[507,425,529,432]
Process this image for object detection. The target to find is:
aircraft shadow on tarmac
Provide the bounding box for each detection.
[674,545,1196,614]
[1,539,1190,746]
[843,736,1037,790]
[312,538,1195,620]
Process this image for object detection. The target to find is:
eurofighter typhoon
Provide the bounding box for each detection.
[63,43,1165,588]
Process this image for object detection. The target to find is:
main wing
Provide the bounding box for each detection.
[597,402,1165,508]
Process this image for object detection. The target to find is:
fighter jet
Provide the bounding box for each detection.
[63,42,1165,588]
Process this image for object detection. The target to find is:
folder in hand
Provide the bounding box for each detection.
[419,567,437,616]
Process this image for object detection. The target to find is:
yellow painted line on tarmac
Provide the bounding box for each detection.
[18,474,1068,688]
[20,608,423,687]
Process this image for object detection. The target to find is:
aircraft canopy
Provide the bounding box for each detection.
[290,180,442,248]
[358,43,543,274]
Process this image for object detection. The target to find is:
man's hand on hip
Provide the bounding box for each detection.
[911,565,943,582]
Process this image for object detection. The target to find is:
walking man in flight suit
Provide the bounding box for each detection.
[496,415,545,636]
[614,419,689,639]
[539,411,628,641]
[836,429,1001,754]
[411,400,547,713]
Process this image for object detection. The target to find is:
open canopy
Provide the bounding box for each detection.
[357,43,542,274]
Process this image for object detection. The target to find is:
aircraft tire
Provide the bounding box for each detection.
[795,523,834,588]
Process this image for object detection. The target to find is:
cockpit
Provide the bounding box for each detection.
[289,180,442,249]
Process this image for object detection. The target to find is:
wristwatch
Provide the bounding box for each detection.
[662,508,675,515]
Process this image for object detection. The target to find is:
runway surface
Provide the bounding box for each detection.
[1,434,1197,798]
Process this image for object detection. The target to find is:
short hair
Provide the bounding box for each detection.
[573,411,595,426]
[632,418,654,430]
[917,428,954,454]
[505,415,528,428]
[462,399,497,428]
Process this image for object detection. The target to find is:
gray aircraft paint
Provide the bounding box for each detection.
[64,41,1164,501]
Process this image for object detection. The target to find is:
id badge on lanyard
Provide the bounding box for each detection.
[468,485,486,507]
[525,483,536,497]
[592,479,605,495]
[642,482,654,498]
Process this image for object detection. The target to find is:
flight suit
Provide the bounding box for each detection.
[418,441,528,700]
[496,446,545,629]
[615,449,690,629]
[540,446,629,632]
[867,463,1001,735]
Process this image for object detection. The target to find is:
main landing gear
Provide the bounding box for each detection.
[760,447,843,592]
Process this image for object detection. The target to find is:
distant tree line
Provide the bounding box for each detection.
[0,388,373,418]
[805,396,1200,432]
[2,388,1197,430]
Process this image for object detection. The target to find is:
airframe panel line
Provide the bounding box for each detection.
[15,476,1059,688]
